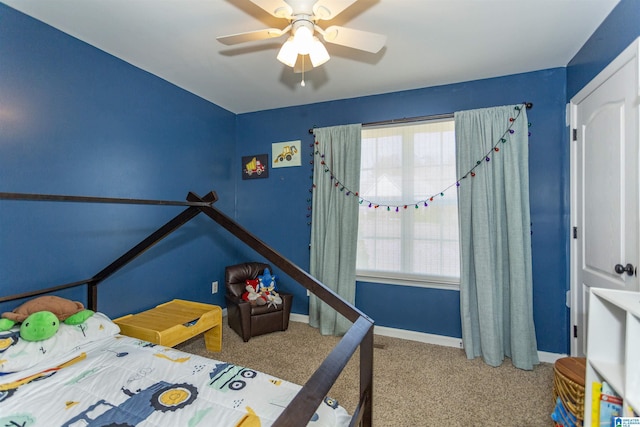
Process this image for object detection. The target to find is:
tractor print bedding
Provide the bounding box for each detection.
[0,313,350,427]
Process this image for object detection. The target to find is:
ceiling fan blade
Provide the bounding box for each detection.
[321,25,386,53]
[250,0,293,18]
[217,28,288,45]
[313,0,357,20]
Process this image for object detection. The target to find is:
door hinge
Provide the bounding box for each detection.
[572,128,578,141]
[573,325,578,338]
[573,227,578,239]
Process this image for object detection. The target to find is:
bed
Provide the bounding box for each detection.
[0,191,374,427]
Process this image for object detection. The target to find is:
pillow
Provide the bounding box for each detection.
[0,312,119,373]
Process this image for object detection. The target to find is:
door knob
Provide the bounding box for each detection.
[614,263,635,276]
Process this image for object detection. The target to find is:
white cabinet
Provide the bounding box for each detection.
[584,288,640,425]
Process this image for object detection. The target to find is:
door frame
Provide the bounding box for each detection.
[569,37,640,356]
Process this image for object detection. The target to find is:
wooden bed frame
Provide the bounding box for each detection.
[0,190,374,427]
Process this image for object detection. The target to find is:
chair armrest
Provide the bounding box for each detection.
[280,292,293,308]
[279,292,293,330]
[225,293,244,305]
[225,294,252,315]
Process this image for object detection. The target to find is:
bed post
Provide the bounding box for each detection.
[359,325,374,426]
[88,283,98,312]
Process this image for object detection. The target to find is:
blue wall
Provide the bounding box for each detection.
[0,4,241,318]
[567,0,640,100]
[234,0,640,356]
[236,70,569,353]
[2,0,639,355]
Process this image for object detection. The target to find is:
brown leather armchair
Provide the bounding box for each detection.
[224,262,293,342]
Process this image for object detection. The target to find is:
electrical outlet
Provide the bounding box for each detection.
[211,281,218,294]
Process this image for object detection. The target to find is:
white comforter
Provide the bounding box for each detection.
[0,320,350,427]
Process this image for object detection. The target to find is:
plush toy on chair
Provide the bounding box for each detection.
[225,262,293,342]
[242,279,266,306]
[257,268,283,308]
[0,295,94,341]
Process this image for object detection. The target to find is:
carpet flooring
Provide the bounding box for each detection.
[177,320,555,426]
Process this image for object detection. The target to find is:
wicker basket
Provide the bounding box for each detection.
[552,357,586,426]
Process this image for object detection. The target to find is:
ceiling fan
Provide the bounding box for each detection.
[217,0,386,70]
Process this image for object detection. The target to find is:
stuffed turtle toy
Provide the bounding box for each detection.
[0,295,94,341]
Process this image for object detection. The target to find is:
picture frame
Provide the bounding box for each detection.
[241,154,269,180]
[271,140,301,168]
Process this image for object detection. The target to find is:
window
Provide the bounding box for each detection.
[356,119,460,288]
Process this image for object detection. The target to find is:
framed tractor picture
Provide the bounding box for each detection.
[242,154,269,180]
[271,140,301,168]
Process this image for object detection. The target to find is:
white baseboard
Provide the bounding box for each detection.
[289,313,309,323]
[289,313,565,364]
[290,313,462,347]
[537,351,566,364]
[374,324,463,348]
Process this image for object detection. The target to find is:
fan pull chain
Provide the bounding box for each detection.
[301,55,306,87]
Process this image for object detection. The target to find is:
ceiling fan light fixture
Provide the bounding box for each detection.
[293,24,314,55]
[277,37,298,67]
[219,0,387,72]
[309,37,330,67]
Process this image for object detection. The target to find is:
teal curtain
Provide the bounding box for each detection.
[309,124,362,336]
[455,105,538,370]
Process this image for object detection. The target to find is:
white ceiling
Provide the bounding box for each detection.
[2,0,620,114]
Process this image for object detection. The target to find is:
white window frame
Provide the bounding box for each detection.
[356,118,460,290]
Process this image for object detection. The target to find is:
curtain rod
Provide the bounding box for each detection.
[308,102,533,134]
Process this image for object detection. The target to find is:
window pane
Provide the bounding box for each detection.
[357,119,460,284]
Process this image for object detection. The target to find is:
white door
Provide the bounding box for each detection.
[570,38,640,357]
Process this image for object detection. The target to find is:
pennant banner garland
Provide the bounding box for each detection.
[307,104,531,216]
